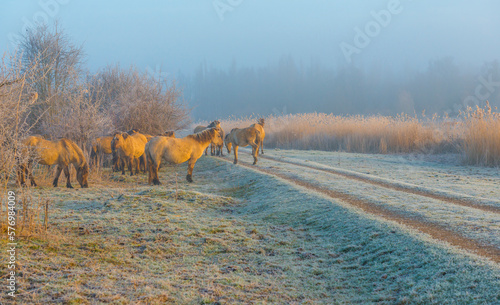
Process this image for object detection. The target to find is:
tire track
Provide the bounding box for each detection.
[218,156,500,264]
[258,154,500,214]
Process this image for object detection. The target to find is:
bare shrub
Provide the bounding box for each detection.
[93,65,191,135]
[40,78,115,147]
[0,52,50,236]
[0,53,41,185]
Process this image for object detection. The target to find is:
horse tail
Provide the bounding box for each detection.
[255,129,262,148]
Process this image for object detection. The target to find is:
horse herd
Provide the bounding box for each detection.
[17,119,266,189]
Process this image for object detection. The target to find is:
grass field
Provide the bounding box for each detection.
[2,152,499,304]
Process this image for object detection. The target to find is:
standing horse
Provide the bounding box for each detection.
[193,120,222,156]
[225,127,262,165]
[19,136,89,188]
[250,118,265,154]
[90,136,115,169]
[145,128,223,185]
[112,132,148,176]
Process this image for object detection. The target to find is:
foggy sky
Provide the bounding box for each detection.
[1,0,499,76]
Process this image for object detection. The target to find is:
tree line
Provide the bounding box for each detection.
[182,56,500,120]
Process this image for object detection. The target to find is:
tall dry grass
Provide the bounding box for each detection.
[220,113,459,154]
[461,102,500,166]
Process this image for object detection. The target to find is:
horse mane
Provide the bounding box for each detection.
[189,128,216,143]
[60,138,88,167]
[207,120,221,128]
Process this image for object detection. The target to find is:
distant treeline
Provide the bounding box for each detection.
[181,56,500,120]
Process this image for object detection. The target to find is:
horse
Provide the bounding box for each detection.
[163,131,176,138]
[90,136,115,169]
[145,128,223,185]
[225,126,262,165]
[19,136,89,188]
[250,118,266,154]
[193,120,223,156]
[112,132,148,176]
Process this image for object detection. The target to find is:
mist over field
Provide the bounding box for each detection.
[1,1,500,120]
[3,2,500,304]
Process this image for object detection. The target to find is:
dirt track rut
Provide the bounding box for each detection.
[218,153,500,264]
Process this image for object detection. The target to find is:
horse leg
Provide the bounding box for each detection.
[261,138,264,155]
[152,164,161,185]
[129,158,134,176]
[204,147,208,156]
[147,158,153,184]
[252,144,258,165]
[53,165,63,187]
[28,161,37,186]
[233,146,239,164]
[18,163,27,186]
[141,154,146,173]
[134,158,140,175]
[186,158,196,182]
[120,158,126,175]
[64,166,73,188]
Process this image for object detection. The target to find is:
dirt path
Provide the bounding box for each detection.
[259,154,500,214]
[219,155,500,264]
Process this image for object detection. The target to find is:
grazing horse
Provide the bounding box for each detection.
[145,128,223,185]
[112,132,148,176]
[225,127,262,165]
[193,120,223,156]
[19,136,89,188]
[250,118,265,154]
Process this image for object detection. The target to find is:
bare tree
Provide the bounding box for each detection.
[0,52,40,185]
[92,65,190,135]
[19,22,86,133]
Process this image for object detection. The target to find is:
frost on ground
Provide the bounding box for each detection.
[271,150,500,203]
[1,154,499,304]
[238,153,500,249]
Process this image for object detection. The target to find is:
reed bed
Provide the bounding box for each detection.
[218,107,500,166]
[461,102,500,166]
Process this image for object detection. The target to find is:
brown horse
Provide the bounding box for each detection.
[112,132,148,176]
[193,121,223,156]
[163,131,176,138]
[145,128,223,185]
[90,136,115,169]
[19,136,89,188]
[225,127,262,165]
[250,118,265,154]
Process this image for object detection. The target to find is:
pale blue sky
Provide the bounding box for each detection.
[1,0,499,75]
